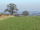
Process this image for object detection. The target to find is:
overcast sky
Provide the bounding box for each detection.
[0,0,40,12]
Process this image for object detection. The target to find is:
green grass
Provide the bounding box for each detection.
[0,16,40,30]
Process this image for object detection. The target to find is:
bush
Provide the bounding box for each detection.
[22,11,29,16]
[0,13,9,16]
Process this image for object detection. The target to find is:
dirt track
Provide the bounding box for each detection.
[0,16,14,20]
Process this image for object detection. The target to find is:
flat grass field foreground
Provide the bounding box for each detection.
[0,16,40,30]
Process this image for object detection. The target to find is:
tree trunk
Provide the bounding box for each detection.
[10,10,13,15]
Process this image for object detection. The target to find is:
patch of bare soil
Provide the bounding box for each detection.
[0,15,14,20]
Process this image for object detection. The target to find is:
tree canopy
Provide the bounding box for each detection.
[22,11,29,16]
[4,3,18,15]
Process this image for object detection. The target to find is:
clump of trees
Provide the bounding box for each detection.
[22,11,29,16]
[4,3,18,15]
[4,3,29,16]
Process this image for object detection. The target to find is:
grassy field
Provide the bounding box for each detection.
[0,16,40,30]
